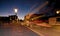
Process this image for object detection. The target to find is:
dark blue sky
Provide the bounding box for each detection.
[0,0,46,19]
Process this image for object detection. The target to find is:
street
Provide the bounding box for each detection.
[0,0,60,36]
[0,23,40,36]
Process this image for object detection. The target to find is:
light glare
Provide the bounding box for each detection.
[14,9,18,13]
[56,11,60,14]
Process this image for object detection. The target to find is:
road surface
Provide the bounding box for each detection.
[0,23,40,36]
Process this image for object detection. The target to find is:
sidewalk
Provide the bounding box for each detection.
[28,25,60,36]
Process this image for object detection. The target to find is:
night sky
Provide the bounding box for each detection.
[0,0,46,19]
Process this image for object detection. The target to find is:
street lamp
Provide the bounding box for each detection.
[14,8,18,23]
[14,8,18,15]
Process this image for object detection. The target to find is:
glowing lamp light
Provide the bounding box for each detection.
[56,10,60,14]
[14,9,18,13]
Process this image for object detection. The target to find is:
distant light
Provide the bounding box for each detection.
[56,10,60,14]
[14,9,18,13]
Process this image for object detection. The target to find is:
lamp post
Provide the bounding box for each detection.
[14,8,18,23]
[14,9,18,15]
